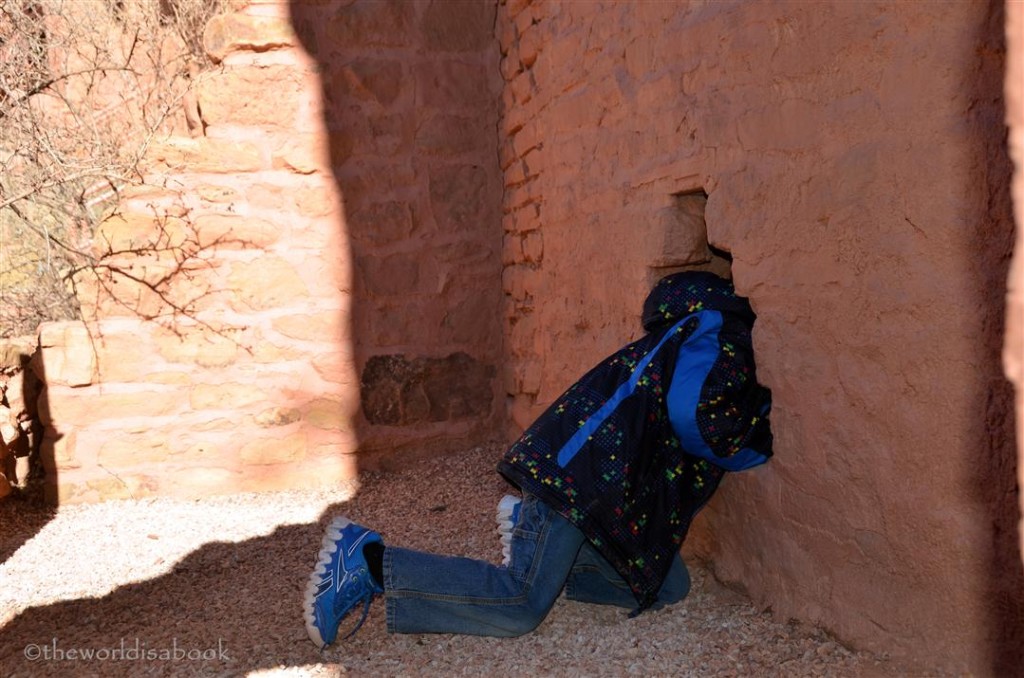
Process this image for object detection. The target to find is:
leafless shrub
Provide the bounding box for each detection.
[0,0,228,338]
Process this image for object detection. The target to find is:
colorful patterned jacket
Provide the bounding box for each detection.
[497,271,773,611]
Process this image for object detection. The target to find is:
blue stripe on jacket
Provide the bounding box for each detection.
[666,310,768,471]
[556,309,767,472]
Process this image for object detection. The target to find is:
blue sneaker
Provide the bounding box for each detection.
[303,517,384,649]
[495,495,522,566]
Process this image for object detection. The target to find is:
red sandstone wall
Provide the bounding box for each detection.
[36,0,503,500]
[287,0,503,463]
[498,0,1020,672]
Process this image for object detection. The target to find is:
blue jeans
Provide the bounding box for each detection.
[382,494,690,636]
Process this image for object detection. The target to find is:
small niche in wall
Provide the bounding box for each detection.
[646,190,732,288]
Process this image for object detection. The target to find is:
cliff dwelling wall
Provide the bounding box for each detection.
[496,0,1020,673]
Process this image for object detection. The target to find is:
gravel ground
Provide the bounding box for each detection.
[1,443,903,677]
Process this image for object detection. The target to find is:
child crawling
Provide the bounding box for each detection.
[303,271,773,646]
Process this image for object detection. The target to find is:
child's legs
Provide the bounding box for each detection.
[384,494,586,636]
[564,543,690,610]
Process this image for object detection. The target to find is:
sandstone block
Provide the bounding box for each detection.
[270,134,330,175]
[329,59,405,108]
[195,184,241,203]
[204,13,296,63]
[444,290,498,347]
[155,326,241,368]
[85,474,158,501]
[92,213,192,258]
[349,201,416,245]
[519,26,542,68]
[37,322,96,387]
[294,184,341,218]
[510,70,533,104]
[39,428,78,470]
[324,0,414,48]
[197,66,302,129]
[41,389,180,426]
[251,339,305,364]
[357,254,421,297]
[416,60,495,108]
[312,352,356,384]
[360,353,494,425]
[228,256,311,311]
[240,432,308,465]
[422,0,496,52]
[417,112,491,156]
[194,214,280,249]
[93,330,168,383]
[272,311,343,342]
[503,234,524,265]
[429,164,495,233]
[255,407,301,427]
[97,435,172,467]
[522,230,544,263]
[190,382,267,410]
[148,137,263,174]
[304,397,351,431]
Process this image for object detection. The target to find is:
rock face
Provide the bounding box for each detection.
[34,0,502,502]
[494,0,1020,674]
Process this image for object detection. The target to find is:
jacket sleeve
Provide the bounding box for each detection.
[665,310,772,472]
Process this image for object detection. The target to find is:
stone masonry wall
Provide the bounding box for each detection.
[497,0,1020,673]
[35,0,502,501]
[287,0,503,463]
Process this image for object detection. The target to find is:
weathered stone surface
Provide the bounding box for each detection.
[193,214,280,249]
[40,388,180,427]
[348,201,416,245]
[148,137,263,174]
[197,66,302,128]
[254,406,301,427]
[272,312,343,342]
[154,326,240,368]
[304,397,351,431]
[97,436,172,467]
[37,322,96,387]
[239,432,307,465]
[357,254,422,297]
[190,383,267,410]
[228,257,311,312]
[429,163,495,232]
[416,112,492,156]
[422,0,496,52]
[203,13,296,63]
[328,59,405,108]
[360,353,494,426]
[416,59,496,108]
[324,0,414,48]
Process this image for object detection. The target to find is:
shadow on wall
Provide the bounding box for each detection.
[973,1,1024,673]
[285,0,503,468]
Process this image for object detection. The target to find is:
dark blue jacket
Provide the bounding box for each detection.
[498,271,772,611]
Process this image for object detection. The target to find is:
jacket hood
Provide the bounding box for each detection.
[641,271,755,332]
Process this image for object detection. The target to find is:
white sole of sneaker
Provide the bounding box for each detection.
[303,516,353,650]
[495,495,520,566]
